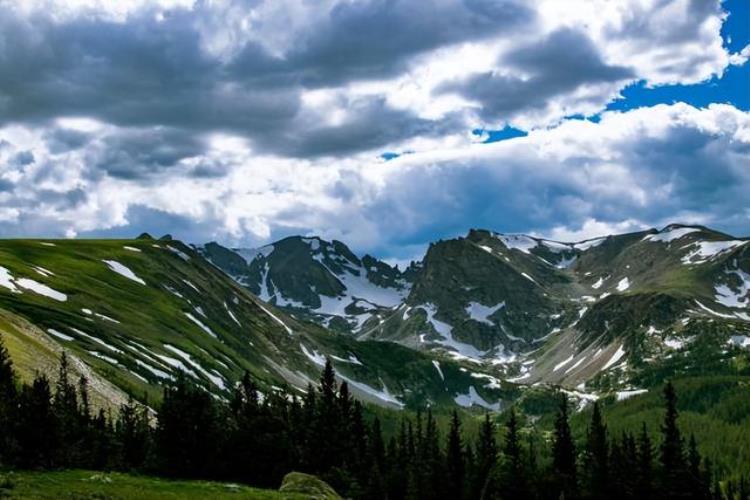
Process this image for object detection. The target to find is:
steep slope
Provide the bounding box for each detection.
[196,223,749,398]
[518,224,750,391]
[0,238,510,411]
[199,237,415,333]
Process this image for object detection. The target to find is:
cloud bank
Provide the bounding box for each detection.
[0,0,747,259]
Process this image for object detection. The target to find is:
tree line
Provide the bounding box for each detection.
[0,337,746,499]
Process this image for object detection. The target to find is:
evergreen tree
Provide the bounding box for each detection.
[584,402,609,499]
[637,423,655,500]
[445,410,465,500]
[552,393,577,498]
[53,352,81,466]
[500,407,528,500]
[474,413,498,500]
[0,337,18,465]
[17,374,58,468]
[116,395,150,470]
[155,372,220,478]
[660,381,687,498]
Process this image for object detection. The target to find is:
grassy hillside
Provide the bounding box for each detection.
[0,238,510,411]
[0,470,303,499]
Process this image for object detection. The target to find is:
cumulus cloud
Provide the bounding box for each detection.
[1,103,748,257]
[0,0,746,256]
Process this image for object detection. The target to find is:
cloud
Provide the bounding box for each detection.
[1,103,747,257]
[440,28,635,125]
[0,0,745,257]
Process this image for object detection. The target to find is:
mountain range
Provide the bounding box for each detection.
[0,223,748,413]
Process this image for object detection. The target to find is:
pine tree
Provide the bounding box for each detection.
[552,393,577,497]
[0,336,18,465]
[637,423,655,500]
[445,410,465,500]
[474,413,498,500]
[584,402,609,499]
[500,407,528,500]
[660,381,686,498]
[155,372,220,478]
[17,374,58,468]
[53,352,81,466]
[116,395,150,470]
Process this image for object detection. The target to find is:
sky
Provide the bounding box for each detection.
[0,0,748,263]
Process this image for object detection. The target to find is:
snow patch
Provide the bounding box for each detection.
[602,345,626,371]
[682,240,746,264]
[47,328,73,341]
[16,278,67,301]
[184,312,218,338]
[616,277,630,292]
[432,360,444,381]
[258,303,293,335]
[644,227,700,243]
[103,260,145,285]
[465,301,505,325]
[617,389,648,401]
[454,386,500,411]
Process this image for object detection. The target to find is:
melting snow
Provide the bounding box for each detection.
[300,344,403,407]
[553,354,575,372]
[572,237,606,251]
[344,376,404,408]
[682,240,746,264]
[258,303,293,335]
[494,234,538,254]
[602,345,626,370]
[135,359,173,380]
[616,277,630,292]
[166,245,190,260]
[164,344,226,390]
[88,351,119,365]
[591,277,605,289]
[32,266,54,277]
[454,386,500,411]
[47,328,73,341]
[729,335,750,348]
[70,328,123,353]
[432,360,444,380]
[616,389,648,401]
[39,242,56,247]
[331,353,363,365]
[182,279,200,293]
[16,278,67,301]
[564,356,587,374]
[184,312,218,338]
[419,303,486,359]
[644,227,700,243]
[521,272,539,285]
[695,300,737,319]
[123,246,141,252]
[715,269,750,308]
[224,302,242,327]
[0,266,19,292]
[95,312,120,324]
[465,301,505,325]
[103,260,145,285]
[300,344,327,366]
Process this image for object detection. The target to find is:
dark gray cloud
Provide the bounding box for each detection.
[440,29,635,122]
[279,0,534,86]
[0,0,533,162]
[85,128,206,180]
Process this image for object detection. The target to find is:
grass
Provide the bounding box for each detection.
[0,469,306,499]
